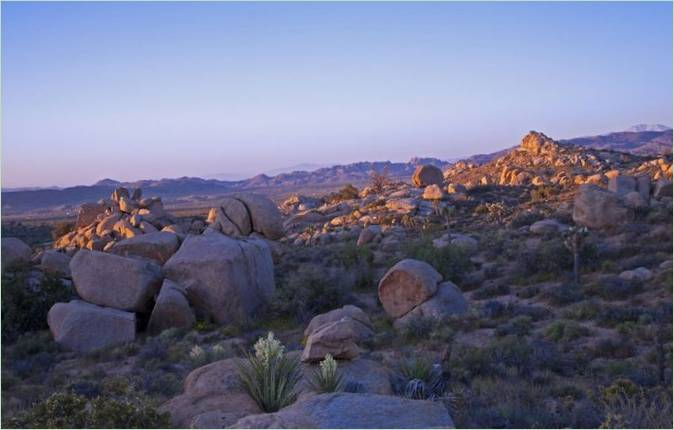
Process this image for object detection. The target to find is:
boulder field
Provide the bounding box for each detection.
[44,189,282,353]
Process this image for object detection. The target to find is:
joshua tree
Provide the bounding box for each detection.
[563,226,589,285]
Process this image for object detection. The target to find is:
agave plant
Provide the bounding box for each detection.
[308,353,344,393]
[236,332,301,412]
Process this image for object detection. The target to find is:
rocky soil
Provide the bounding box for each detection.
[1,131,672,429]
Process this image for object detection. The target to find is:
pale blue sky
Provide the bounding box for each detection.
[2,1,672,187]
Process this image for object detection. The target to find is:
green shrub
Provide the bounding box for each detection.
[308,354,343,393]
[530,185,557,202]
[51,222,75,241]
[543,320,590,343]
[473,283,510,300]
[1,271,74,343]
[327,184,359,203]
[541,283,584,306]
[272,264,353,322]
[402,238,472,283]
[509,211,543,228]
[236,332,301,412]
[6,391,169,428]
[600,385,672,429]
[495,315,533,337]
[561,300,602,320]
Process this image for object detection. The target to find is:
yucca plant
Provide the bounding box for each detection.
[236,332,301,412]
[308,353,344,393]
[392,357,445,400]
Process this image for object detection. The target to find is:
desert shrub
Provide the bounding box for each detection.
[541,283,584,305]
[597,306,650,328]
[562,299,602,320]
[51,221,75,241]
[272,264,353,322]
[8,332,61,379]
[369,167,391,193]
[592,338,636,359]
[400,316,436,341]
[583,276,641,300]
[402,238,472,283]
[1,222,53,246]
[1,271,74,343]
[5,391,169,428]
[495,315,532,337]
[308,354,343,393]
[236,332,301,413]
[472,283,510,300]
[141,370,182,396]
[530,185,557,202]
[514,239,598,283]
[515,285,540,299]
[336,241,374,290]
[600,385,672,429]
[508,211,543,228]
[391,357,444,400]
[327,184,359,203]
[543,320,590,343]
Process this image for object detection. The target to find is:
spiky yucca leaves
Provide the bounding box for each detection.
[392,357,445,400]
[308,353,344,393]
[236,332,302,412]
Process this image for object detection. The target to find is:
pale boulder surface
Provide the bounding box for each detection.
[1,237,33,270]
[110,231,180,264]
[70,250,162,312]
[412,164,444,188]
[233,392,455,429]
[378,259,442,318]
[394,281,468,329]
[47,300,136,353]
[162,234,274,324]
[147,280,196,335]
[39,250,72,277]
[572,184,633,229]
[232,193,284,240]
[301,318,368,362]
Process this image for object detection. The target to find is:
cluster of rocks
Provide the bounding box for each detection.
[54,187,182,253]
[378,259,468,329]
[573,172,672,229]
[444,131,673,189]
[45,190,283,353]
[301,305,374,362]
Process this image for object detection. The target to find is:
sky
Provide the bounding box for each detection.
[2,1,672,188]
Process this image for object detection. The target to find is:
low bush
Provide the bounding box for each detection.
[541,283,584,306]
[583,276,641,300]
[272,264,354,322]
[2,271,74,343]
[495,315,533,337]
[561,300,602,320]
[543,320,590,343]
[402,238,472,283]
[472,283,510,300]
[5,391,169,428]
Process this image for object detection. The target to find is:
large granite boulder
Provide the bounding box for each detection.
[47,300,136,353]
[572,185,632,229]
[233,392,455,428]
[207,197,253,236]
[378,259,442,318]
[304,305,373,338]
[110,231,180,264]
[412,165,444,188]
[233,194,284,240]
[70,250,162,312]
[394,281,468,329]
[162,234,274,324]
[39,250,72,277]
[147,280,195,335]
[1,237,32,271]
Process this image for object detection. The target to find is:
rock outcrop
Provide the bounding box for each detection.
[47,300,136,353]
[233,392,455,429]
[109,231,180,264]
[1,237,32,271]
[147,280,196,335]
[572,185,633,229]
[162,233,275,324]
[411,165,444,188]
[378,259,442,318]
[70,250,163,312]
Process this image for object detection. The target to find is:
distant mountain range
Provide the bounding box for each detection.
[2,126,671,216]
